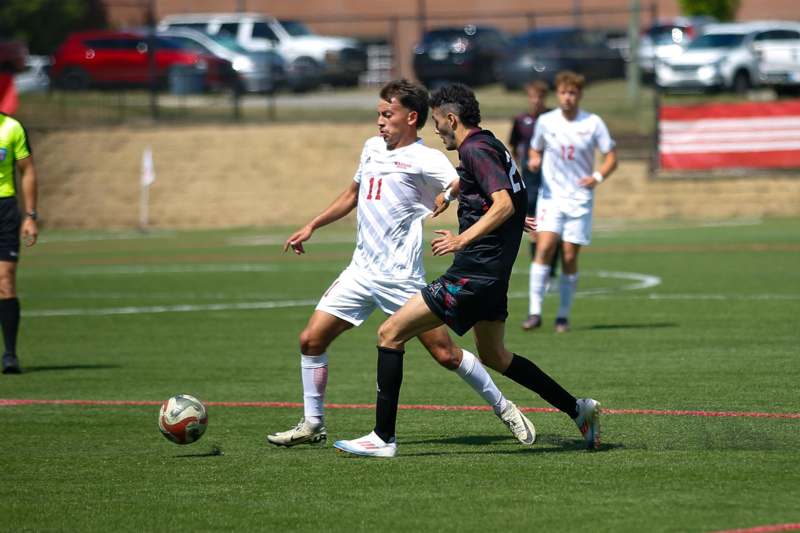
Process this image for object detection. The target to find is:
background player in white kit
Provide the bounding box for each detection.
[526,71,618,332]
[268,80,535,447]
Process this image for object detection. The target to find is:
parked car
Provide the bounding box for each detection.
[413,25,510,88]
[158,13,366,89]
[15,55,50,93]
[0,38,27,73]
[157,27,286,93]
[50,30,236,91]
[753,29,800,95]
[497,27,626,90]
[637,17,715,79]
[656,21,800,93]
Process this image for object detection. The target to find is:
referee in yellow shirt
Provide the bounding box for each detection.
[0,113,38,374]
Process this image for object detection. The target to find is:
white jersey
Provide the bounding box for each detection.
[350,136,457,280]
[531,109,615,214]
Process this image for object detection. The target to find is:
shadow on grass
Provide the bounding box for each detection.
[174,445,224,458]
[22,364,121,373]
[399,434,625,456]
[585,322,678,331]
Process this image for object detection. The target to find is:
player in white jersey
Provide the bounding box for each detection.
[268,80,535,448]
[525,71,618,332]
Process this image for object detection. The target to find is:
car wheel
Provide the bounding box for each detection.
[288,56,321,93]
[732,71,751,94]
[59,67,90,90]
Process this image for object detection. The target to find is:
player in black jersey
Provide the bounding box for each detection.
[334,84,602,457]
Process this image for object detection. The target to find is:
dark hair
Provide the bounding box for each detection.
[524,80,549,95]
[430,83,481,128]
[380,79,430,129]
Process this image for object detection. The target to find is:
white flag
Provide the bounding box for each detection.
[141,146,155,187]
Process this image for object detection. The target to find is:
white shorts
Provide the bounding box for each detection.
[536,196,593,246]
[316,266,426,326]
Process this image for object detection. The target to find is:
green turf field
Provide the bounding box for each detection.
[2,218,799,532]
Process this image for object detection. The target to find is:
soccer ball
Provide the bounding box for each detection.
[158,394,208,445]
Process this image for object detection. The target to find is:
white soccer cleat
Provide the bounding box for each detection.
[498,401,536,445]
[267,418,327,447]
[574,398,601,450]
[333,431,397,458]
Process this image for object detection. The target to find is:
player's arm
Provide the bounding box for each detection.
[578,148,618,188]
[17,156,38,247]
[527,148,542,173]
[431,178,460,218]
[431,189,513,256]
[284,181,359,254]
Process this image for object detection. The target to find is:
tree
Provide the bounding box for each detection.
[0,0,108,55]
[679,0,740,21]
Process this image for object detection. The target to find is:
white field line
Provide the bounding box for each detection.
[22,267,799,318]
[24,299,318,317]
[25,270,657,318]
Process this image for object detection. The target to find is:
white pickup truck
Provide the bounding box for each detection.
[755,34,800,96]
[158,13,367,90]
[657,21,800,94]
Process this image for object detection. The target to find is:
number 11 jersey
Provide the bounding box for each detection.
[350,136,457,280]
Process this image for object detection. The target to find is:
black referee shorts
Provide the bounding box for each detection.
[421,269,508,336]
[0,197,21,263]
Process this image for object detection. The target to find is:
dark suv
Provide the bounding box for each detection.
[413,25,510,87]
[497,27,626,90]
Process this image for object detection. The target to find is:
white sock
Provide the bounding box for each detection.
[529,262,551,316]
[454,349,507,415]
[301,353,328,424]
[557,273,579,319]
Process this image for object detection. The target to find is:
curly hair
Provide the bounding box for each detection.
[380,79,430,129]
[430,83,482,128]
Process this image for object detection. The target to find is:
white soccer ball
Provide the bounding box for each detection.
[158,394,208,445]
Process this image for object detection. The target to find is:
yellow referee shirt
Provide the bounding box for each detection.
[0,114,31,198]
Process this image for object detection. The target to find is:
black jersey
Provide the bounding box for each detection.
[452,129,527,279]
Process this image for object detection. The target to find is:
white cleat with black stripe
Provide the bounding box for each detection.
[498,401,536,445]
[267,418,327,447]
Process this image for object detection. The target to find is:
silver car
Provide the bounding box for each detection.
[157,27,285,93]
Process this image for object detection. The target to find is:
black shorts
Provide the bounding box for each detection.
[0,197,21,263]
[421,269,508,336]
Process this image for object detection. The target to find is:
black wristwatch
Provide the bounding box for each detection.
[26,209,38,221]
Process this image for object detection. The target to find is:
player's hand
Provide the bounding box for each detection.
[431,193,450,218]
[21,218,38,247]
[431,229,465,256]
[527,160,540,172]
[524,216,537,234]
[578,175,598,188]
[284,225,313,254]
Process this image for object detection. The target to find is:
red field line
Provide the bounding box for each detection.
[712,524,800,533]
[1,398,799,419]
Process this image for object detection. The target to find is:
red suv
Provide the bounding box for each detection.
[50,30,235,90]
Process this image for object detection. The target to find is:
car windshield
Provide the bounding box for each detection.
[687,33,745,49]
[513,29,574,48]
[422,30,471,43]
[207,33,248,53]
[279,20,312,37]
[155,37,186,50]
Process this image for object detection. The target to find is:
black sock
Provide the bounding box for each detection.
[503,354,578,417]
[0,297,20,356]
[373,346,404,443]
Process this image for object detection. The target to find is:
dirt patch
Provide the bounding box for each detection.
[32,120,800,229]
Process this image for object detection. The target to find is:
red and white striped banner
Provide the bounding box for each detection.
[659,100,800,170]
